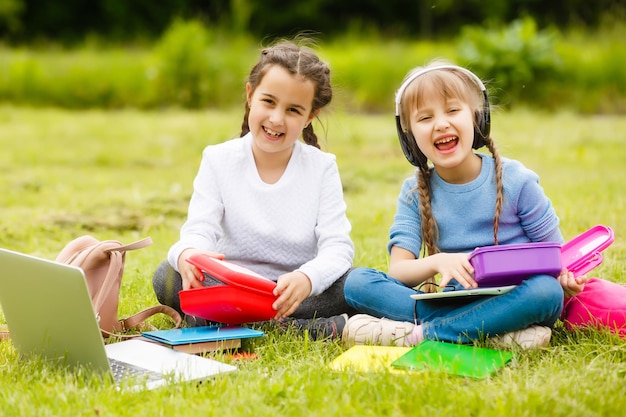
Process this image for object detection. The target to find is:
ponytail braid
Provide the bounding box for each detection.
[416,165,439,292]
[485,137,504,245]
[302,123,320,149]
[240,105,251,137]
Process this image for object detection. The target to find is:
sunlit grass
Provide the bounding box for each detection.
[0,106,625,416]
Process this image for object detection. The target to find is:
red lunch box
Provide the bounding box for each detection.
[179,254,278,325]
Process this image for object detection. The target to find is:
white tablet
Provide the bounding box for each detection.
[410,285,517,301]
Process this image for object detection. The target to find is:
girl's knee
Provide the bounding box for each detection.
[524,274,564,304]
[152,260,173,286]
[345,267,380,291]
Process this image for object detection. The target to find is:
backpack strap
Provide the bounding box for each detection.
[103,237,153,254]
[89,238,153,325]
[101,305,183,339]
[92,247,124,318]
[94,238,182,338]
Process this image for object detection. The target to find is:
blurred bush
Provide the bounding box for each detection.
[0,18,624,114]
[457,17,562,108]
[151,19,213,108]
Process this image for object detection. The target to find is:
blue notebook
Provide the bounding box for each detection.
[142,326,264,345]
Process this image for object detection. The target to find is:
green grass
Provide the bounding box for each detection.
[1,105,625,416]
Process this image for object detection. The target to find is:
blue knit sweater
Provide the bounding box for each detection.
[388,153,563,257]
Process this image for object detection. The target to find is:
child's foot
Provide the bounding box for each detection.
[342,314,416,347]
[281,314,349,341]
[490,325,552,349]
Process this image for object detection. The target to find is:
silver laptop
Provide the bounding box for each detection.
[0,248,237,390]
[410,285,517,301]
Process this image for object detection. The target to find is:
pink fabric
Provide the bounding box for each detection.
[561,277,626,338]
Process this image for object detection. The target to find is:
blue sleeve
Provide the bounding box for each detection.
[506,161,564,244]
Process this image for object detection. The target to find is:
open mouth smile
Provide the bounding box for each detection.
[263,126,284,138]
[435,136,458,151]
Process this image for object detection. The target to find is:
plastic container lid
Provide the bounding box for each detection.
[561,224,615,277]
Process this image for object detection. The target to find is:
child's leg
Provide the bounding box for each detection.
[152,260,184,315]
[343,267,418,322]
[343,271,563,347]
[291,269,358,319]
[418,274,564,343]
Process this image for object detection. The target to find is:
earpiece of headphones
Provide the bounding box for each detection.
[394,65,491,168]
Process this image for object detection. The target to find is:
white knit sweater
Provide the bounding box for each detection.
[168,133,354,296]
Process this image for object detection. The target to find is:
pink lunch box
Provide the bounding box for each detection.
[469,225,614,287]
[560,224,615,278]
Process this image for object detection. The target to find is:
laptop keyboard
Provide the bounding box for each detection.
[109,358,165,386]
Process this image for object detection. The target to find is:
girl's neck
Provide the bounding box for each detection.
[251,144,294,184]
[434,153,482,184]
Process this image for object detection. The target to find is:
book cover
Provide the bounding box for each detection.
[134,335,242,354]
[391,340,513,379]
[329,345,411,372]
[142,326,264,345]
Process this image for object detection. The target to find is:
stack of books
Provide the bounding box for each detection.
[139,326,264,355]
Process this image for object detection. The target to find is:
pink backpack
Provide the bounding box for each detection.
[561,277,626,338]
[55,235,181,338]
[558,225,625,337]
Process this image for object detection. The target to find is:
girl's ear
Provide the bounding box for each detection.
[306,109,320,126]
[245,82,253,105]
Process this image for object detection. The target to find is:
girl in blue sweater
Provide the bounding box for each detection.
[343,62,588,348]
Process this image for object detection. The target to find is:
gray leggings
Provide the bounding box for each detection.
[152,260,357,320]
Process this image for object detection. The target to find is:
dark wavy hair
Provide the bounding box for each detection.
[239,39,332,148]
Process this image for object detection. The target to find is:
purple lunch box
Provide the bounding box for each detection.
[469,225,615,287]
[469,242,563,287]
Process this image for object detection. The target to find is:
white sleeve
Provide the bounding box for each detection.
[167,146,224,271]
[297,159,354,295]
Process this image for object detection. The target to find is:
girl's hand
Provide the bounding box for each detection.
[435,253,477,289]
[272,271,312,319]
[388,247,476,289]
[558,268,589,298]
[177,248,225,290]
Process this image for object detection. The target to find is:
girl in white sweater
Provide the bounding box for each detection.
[153,40,355,339]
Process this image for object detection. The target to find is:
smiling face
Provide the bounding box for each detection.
[246,65,317,161]
[402,69,483,183]
[409,94,476,171]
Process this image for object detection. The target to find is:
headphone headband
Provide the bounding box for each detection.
[394,65,487,117]
[394,64,491,168]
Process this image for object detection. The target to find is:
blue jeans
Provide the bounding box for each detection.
[344,267,564,344]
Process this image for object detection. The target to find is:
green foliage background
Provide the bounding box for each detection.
[1,17,626,114]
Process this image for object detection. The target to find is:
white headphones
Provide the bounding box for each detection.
[394,65,491,168]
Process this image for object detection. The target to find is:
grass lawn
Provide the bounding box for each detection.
[1,105,625,416]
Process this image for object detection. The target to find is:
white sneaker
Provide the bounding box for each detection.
[342,314,415,347]
[491,325,552,349]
